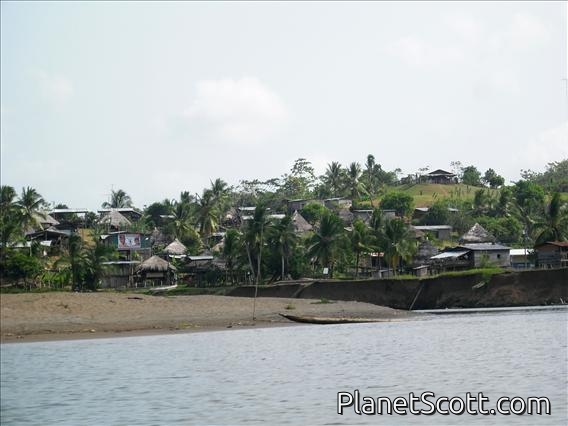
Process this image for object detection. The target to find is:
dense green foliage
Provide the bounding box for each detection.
[2,156,567,289]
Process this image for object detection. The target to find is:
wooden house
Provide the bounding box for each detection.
[413,225,452,241]
[534,242,568,269]
[425,169,457,184]
[510,248,534,269]
[460,243,511,268]
[429,243,511,271]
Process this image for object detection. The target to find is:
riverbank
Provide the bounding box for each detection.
[0,293,415,342]
[229,268,568,309]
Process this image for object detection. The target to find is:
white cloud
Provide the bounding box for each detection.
[489,12,550,52]
[33,70,74,106]
[508,12,551,48]
[515,122,568,172]
[184,77,288,144]
[443,13,483,45]
[385,36,465,69]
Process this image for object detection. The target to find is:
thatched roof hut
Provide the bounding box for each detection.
[100,210,131,229]
[163,238,187,255]
[292,210,313,233]
[34,212,60,228]
[136,255,177,273]
[459,223,496,244]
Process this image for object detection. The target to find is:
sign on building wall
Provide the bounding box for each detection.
[117,233,141,250]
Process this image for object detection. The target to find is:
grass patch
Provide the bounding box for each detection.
[434,268,504,280]
[311,298,335,304]
[285,303,296,310]
[148,286,236,296]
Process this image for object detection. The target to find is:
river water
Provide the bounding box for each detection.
[1,308,567,425]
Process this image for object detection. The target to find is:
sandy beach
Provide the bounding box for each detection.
[0,292,416,342]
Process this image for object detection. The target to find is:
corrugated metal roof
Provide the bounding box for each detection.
[188,256,214,261]
[459,243,510,251]
[414,225,452,231]
[510,249,533,256]
[430,250,469,260]
[49,209,90,214]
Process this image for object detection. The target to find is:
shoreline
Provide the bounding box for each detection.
[1,292,416,343]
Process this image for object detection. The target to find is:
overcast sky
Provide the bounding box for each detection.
[1,1,567,210]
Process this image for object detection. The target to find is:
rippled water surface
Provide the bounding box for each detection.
[1,308,567,425]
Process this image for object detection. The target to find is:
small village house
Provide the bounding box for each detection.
[534,242,568,269]
[98,208,142,222]
[135,255,177,287]
[413,225,452,241]
[509,248,534,269]
[424,169,457,184]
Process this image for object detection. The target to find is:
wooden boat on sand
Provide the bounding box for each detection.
[279,313,398,325]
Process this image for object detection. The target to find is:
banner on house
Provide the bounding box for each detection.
[117,233,141,250]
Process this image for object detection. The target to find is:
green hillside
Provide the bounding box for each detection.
[364,183,496,208]
[364,183,568,209]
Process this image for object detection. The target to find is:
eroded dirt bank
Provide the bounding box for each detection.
[229,268,568,309]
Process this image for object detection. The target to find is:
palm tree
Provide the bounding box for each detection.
[349,219,372,278]
[307,210,345,277]
[210,178,229,200]
[346,162,367,199]
[102,189,133,208]
[1,185,21,261]
[171,200,196,241]
[534,193,568,245]
[268,215,297,281]
[364,155,378,206]
[380,218,417,276]
[222,229,241,284]
[210,178,230,226]
[196,189,218,240]
[243,203,271,283]
[16,187,46,232]
[324,162,344,197]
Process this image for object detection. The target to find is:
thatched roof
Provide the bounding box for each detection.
[292,210,312,233]
[136,255,176,273]
[34,212,59,227]
[459,223,495,244]
[163,238,187,255]
[100,210,131,228]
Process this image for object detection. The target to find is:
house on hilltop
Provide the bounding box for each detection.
[424,169,457,184]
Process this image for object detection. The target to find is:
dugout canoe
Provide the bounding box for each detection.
[279,313,397,324]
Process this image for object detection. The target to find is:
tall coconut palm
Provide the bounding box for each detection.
[210,178,230,225]
[307,210,345,277]
[534,192,568,245]
[171,200,196,241]
[324,162,344,197]
[196,189,218,240]
[102,189,133,208]
[364,154,378,206]
[16,187,46,232]
[268,215,297,280]
[349,219,372,278]
[243,203,271,283]
[222,228,241,284]
[380,218,417,275]
[346,162,367,199]
[1,185,21,260]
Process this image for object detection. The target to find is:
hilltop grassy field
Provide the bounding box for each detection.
[359,183,496,208]
[362,183,568,209]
